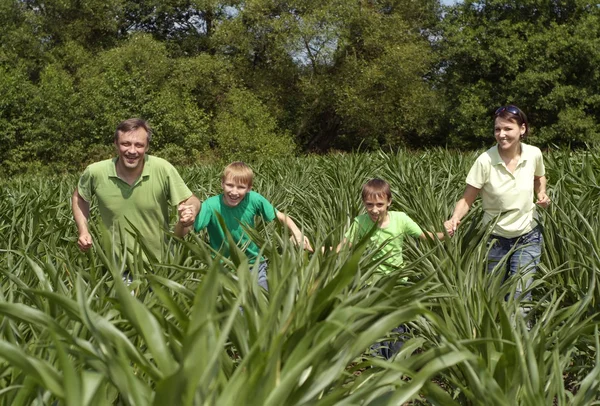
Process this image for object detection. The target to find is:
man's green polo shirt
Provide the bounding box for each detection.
[77,155,192,258]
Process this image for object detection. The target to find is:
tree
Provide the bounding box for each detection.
[436,0,600,147]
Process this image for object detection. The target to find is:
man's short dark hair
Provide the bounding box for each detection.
[114,118,152,143]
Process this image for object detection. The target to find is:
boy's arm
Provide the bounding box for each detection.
[419,231,445,240]
[321,238,349,254]
[177,195,201,227]
[174,221,193,238]
[276,211,314,252]
[175,196,202,238]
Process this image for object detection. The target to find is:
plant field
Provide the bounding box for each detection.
[0,149,599,405]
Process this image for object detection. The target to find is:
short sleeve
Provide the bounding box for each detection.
[402,214,423,238]
[164,163,193,206]
[194,202,212,232]
[345,218,359,242]
[255,193,277,222]
[465,156,488,189]
[77,167,94,202]
[534,148,545,177]
[345,216,369,242]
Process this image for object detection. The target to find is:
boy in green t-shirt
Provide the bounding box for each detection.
[337,178,444,359]
[175,161,313,290]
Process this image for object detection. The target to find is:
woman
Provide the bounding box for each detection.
[444,105,550,301]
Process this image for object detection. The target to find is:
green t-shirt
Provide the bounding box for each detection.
[345,211,423,274]
[77,155,193,258]
[193,191,277,263]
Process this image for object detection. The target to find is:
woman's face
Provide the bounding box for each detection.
[494,116,526,151]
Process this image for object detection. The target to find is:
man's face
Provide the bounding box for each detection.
[363,195,391,223]
[115,127,149,170]
[221,176,251,207]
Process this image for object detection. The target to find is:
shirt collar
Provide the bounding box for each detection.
[490,144,528,166]
[108,155,150,181]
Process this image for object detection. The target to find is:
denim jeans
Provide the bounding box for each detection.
[487,225,543,301]
[256,261,269,291]
[371,325,405,360]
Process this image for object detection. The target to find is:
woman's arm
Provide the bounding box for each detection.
[444,185,480,235]
[534,175,551,208]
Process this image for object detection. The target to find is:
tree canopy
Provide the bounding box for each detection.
[1,0,599,174]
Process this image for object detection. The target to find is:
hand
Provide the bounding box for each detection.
[291,235,314,252]
[77,232,93,252]
[178,203,196,227]
[302,235,314,252]
[444,218,460,237]
[536,192,551,208]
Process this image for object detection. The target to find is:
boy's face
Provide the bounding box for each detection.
[221,176,251,207]
[363,195,391,223]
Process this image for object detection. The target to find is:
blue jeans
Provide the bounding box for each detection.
[487,225,542,301]
[371,325,405,360]
[256,261,269,291]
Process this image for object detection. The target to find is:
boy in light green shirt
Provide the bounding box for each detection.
[339,178,444,276]
[338,178,444,359]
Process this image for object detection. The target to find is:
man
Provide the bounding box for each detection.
[72,118,200,260]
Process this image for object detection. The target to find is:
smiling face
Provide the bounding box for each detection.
[221,176,251,207]
[494,116,526,152]
[115,127,149,171]
[363,195,392,224]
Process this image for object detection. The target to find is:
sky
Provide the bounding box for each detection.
[441,0,461,4]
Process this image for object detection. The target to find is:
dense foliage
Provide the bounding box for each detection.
[0,149,599,404]
[1,0,599,175]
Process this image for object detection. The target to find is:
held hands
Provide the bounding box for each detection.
[444,218,460,237]
[536,192,551,208]
[177,203,196,227]
[77,232,93,252]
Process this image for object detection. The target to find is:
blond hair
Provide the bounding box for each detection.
[222,161,254,187]
[361,178,392,202]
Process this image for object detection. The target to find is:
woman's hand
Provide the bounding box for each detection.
[536,192,551,208]
[444,218,460,236]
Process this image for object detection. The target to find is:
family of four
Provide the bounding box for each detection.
[72,105,550,312]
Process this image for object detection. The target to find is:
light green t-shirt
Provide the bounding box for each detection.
[345,211,423,274]
[466,143,545,238]
[193,191,277,263]
[77,155,193,258]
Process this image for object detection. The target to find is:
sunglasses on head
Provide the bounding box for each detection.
[495,105,521,116]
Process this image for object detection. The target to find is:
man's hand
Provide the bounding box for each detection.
[77,232,93,251]
[178,203,196,227]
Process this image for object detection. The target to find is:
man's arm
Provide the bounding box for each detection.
[276,211,314,252]
[72,189,93,251]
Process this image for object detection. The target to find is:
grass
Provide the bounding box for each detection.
[0,148,599,405]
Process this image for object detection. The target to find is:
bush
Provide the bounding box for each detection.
[212,87,296,162]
